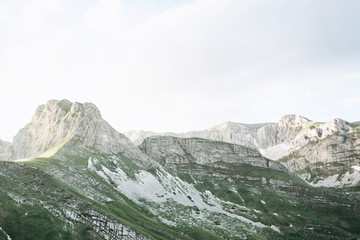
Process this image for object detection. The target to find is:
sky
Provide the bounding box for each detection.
[0,0,360,142]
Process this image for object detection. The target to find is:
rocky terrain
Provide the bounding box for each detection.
[126,115,360,187]
[0,139,13,161]
[139,136,290,174]
[0,161,148,240]
[0,99,360,239]
[280,126,360,187]
[12,99,152,168]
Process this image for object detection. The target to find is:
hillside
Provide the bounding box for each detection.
[0,99,359,239]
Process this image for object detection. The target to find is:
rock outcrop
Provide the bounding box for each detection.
[280,127,360,187]
[129,115,360,187]
[12,99,151,168]
[0,161,149,240]
[139,136,290,174]
[126,115,352,160]
[0,139,13,161]
[126,114,310,159]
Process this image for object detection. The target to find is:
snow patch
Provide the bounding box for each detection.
[0,227,11,240]
[310,170,360,187]
[271,225,280,233]
[352,166,360,171]
[158,217,177,227]
[89,158,273,230]
[261,143,290,160]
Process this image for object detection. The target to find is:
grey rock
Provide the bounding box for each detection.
[125,114,309,158]
[139,136,291,174]
[0,139,14,161]
[13,99,152,168]
[129,115,359,187]
[281,128,360,187]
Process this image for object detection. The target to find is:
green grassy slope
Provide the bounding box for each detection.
[3,142,360,239]
[174,162,360,239]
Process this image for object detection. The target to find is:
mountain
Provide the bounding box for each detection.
[139,136,290,174]
[138,135,360,239]
[124,114,311,153]
[0,161,147,239]
[125,115,360,187]
[12,99,152,168]
[280,125,360,187]
[0,139,13,161]
[0,99,360,239]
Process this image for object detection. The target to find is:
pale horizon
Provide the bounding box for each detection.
[1,0,360,142]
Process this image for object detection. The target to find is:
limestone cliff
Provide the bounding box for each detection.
[0,139,13,161]
[129,115,360,187]
[139,136,290,174]
[280,127,360,187]
[12,99,151,168]
[125,114,311,159]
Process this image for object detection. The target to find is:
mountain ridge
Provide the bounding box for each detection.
[125,114,359,187]
[0,99,360,239]
[5,99,152,168]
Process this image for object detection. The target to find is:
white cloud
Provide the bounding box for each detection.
[82,0,124,31]
[0,0,360,141]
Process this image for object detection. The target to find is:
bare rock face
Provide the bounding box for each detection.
[125,115,309,156]
[139,136,290,174]
[126,115,352,160]
[13,99,151,168]
[129,115,360,187]
[287,118,351,152]
[0,139,13,161]
[281,127,360,187]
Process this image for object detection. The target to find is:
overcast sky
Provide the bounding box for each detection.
[1,0,360,142]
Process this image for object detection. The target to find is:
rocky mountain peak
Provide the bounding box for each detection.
[32,99,102,123]
[12,99,151,167]
[278,114,310,127]
[327,118,350,132]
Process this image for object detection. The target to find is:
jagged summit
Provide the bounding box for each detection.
[33,99,102,121]
[278,114,311,127]
[12,99,151,167]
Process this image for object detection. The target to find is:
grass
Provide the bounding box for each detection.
[174,161,360,239]
[38,133,74,158]
[350,121,360,128]
[5,142,360,240]
[0,193,74,240]
[300,122,323,132]
[0,162,102,240]
[20,153,230,240]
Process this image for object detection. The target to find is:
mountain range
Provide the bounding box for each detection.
[125,115,360,188]
[0,99,359,240]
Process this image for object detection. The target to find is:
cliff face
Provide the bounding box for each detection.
[1,100,360,239]
[126,115,352,160]
[139,136,290,174]
[12,99,151,168]
[0,139,13,161]
[280,127,360,187]
[128,115,360,187]
[125,114,311,159]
